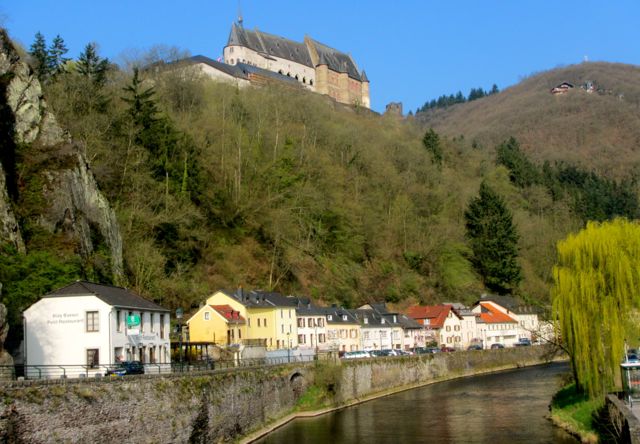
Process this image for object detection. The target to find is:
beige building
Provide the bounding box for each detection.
[224,22,370,108]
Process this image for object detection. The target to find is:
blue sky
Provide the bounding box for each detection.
[2,1,640,113]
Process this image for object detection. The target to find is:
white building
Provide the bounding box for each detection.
[23,281,171,378]
[295,304,328,352]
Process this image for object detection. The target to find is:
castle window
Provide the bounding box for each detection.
[230,47,234,53]
[287,72,291,77]
[278,70,283,75]
[302,77,306,84]
[230,58,235,64]
[310,79,314,86]
[295,74,299,80]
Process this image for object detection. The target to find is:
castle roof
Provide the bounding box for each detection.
[307,38,363,81]
[226,23,313,68]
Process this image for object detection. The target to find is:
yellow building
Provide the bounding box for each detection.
[186,304,246,345]
[204,290,298,350]
[325,308,361,352]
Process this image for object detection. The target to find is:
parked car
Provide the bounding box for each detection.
[395,349,413,356]
[106,361,144,376]
[490,343,504,349]
[440,346,456,352]
[514,338,532,347]
[342,351,370,359]
[467,344,483,351]
[625,353,640,364]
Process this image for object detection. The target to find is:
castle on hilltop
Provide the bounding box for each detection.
[223,22,370,108]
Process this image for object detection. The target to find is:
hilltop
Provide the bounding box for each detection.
[417,62,640,179]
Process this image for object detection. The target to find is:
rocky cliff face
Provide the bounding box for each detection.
[0,29,123,279]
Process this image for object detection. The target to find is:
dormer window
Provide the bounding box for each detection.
[364,318,368,324]
[342,315,347,321]
[381,319,385,324]
[327,315,333,321]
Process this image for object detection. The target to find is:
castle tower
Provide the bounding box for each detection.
[361,70,370,109]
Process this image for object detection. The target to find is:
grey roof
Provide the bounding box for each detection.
[361,70,369,82]
[45,281,169,312]
[325,307,359,325]
[183,55,247,79]
[308,38,362,81]
[227,24,313,67]
[235,62,299,85]
[223,289,299,308]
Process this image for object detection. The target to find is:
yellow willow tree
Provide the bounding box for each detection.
[552,218,640,398]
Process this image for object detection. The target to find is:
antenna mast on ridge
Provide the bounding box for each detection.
[237,0,244,27]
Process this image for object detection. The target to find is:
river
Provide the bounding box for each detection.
[255,361,577,443]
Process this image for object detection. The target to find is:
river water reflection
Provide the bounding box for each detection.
[256,361,578,444]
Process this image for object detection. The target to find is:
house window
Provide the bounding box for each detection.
[363,331,370,340]
[87,349,99,368]
[86,311,99,332]
[289,310,291,319]
[238,329,242,339]
[319,333,326,343]
[454,325,460,331]
[150,313,155,332]
[446,326,451,332]
[160,314,165,339]
[298,334,305,344]
[281,309,283,318]
[264,318,267,327]
[281,324,284,334]
[258,319,261,327]
[447,337,452,344]
[318,318,324,327]
[140,313,144,332]
[116,310,122,332]
[298,318,305,328]
[248,318,251,327]
[204,312,210,321]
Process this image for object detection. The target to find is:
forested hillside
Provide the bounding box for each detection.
[417,62,640,179]
[4,36,638,344]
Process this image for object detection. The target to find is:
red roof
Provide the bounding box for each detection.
[211,305,246,324]
[477,302,517,324]
[406,304,454,329]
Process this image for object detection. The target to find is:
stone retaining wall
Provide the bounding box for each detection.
[0,346,562,443]
[605,394,640,443]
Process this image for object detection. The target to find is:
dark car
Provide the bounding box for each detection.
[440,346,456,352]
[490,343,504,349]
[467,344,483,351]
[106,361,145,376]
[515,338,532,347]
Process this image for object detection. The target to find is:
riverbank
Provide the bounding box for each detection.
[242,349,568,443]
[0,345,564,443]
[549,383,600,443]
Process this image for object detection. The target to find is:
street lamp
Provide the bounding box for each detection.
[287,332,291,363]
[176,308,183,369]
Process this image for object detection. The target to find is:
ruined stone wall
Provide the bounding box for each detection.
[0,346,560,443]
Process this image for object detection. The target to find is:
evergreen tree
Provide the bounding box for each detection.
[422,128,443,166]
[495,137,540,187]
[464,182,522,294]
[552,218,640,398]
[47,34,69,75]
[490,84,499,95]
[29,32,49,82]
[77,42,110,85]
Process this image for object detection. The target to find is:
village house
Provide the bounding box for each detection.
[203,289,298,350]
[472,300,519,348]
[186,304,246,345]
[325,307,361,352]
[352,309,395,351]
[406,304,464,349]
[295,301,328,352]
[475,294,542,343]
[23,281,171,378]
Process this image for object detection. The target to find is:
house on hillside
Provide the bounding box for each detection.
[23,281,171,378]
[550,82,574,94]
